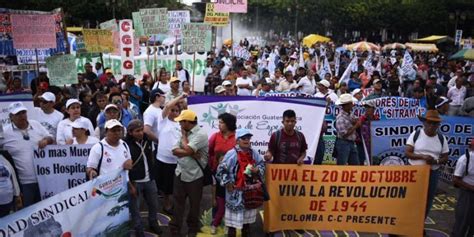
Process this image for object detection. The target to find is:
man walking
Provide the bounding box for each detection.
[335,94,361,165]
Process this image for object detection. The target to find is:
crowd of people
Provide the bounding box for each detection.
[0,38,473,237]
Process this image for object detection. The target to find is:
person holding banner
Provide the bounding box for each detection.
[452,139,474,237]
[405,110,449,230]
[215,129,265,237]
[335,94,361,166]
[314,79,338,104]
[56,99,95,145]
[0,102,54,207]
[264,109,308,165]
[86,119,132,179]
[34,92,64,138]
[0,154,21,217]
[125,120,162,236]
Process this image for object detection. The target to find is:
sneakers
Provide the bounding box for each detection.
[210,225,217,235]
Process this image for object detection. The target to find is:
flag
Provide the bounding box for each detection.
[299,46,305,68]
[401,50,414,76]
[340,56,358,84]
[334,52,341,76]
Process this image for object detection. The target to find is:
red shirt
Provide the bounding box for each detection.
[208,131,236,172]
[268,129,308,164]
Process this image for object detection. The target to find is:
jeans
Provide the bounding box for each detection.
[452,188,474,237]
[20,183,41,207]
[357,143,366,165]
[129,180,159,231]
[313,137,325,165]
[0,201,13,217]
[335,139,359,165]
[425,169,439,219]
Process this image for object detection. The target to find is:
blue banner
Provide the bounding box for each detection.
[370,116,473,181]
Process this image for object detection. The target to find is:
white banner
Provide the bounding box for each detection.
[34,144,92,200]
[0,170,129,236]
[76,53,207,92]
[188,96,326,162]
[401,50,414,76]
[119,19,134,75]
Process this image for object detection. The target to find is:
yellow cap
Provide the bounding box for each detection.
[170,77,180,83]
[174,109,197,122]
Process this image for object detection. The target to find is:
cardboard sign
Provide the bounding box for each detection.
[168,10,190,37]
[99,19,118,31]
[181,23,212,53]
[132,12,145,38]
[119,20,134,75]
[204,3,229,27]
[139,8,168,35]
[10,14,56,49]
[214,0,247,13]
[46,54,78,86]
[264,164,429,236]
[82,29,114,53]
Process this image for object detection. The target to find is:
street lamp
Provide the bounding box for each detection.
[105,0,122,19]
[449,10,467,34]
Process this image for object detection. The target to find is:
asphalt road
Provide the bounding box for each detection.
[136,180,457,237]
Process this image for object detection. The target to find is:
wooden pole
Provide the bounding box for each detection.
[35,48,40,79]
[192,52,196,92]
[175,35,178,77]
[146,40,151,75]
[230,13,233,57]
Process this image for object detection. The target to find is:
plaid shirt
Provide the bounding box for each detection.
[206,73,222,94]
[336,110,358,141]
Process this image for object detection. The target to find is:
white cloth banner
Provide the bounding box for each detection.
[188,96,326,163]
[340,56,358,84]
[34,144,92,200]
[401,50,414,76]
[0,170,129,236]
[119,19,134,75]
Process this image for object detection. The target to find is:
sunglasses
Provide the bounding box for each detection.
[240,136,251,141]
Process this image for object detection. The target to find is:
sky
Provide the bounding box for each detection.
[181,0,199,6]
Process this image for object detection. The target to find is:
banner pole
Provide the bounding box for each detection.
[153,45,157,82]
[146,39,151,75]
[35,48,40,79]
[230,13,233,57]
[192,52,196,92]
[175,35,178,77]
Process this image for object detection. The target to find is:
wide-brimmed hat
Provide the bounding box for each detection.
[418,110,442,123]
[335,94,356,105]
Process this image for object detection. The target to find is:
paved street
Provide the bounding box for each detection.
[137,180,456,237]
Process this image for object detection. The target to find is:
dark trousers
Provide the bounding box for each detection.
[336,139,359,165]
[169,176,203,235]
[452,188,474,237]
[0,201,13,218]
[129,180,159,231]
[313,137,325,165]
[20,183,41,207]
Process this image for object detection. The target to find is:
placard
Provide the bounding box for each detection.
[119,20,134,75]
[132,12,145,38]
[214,0,248,13]
[168,10,190,37]
[139,8,168,35]
[10,14,56,49]
[82,29,114,53]
[46,54,78,86]
[181,23,212,53]
[204,3,229,27]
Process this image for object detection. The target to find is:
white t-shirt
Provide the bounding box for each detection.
[314,91,339,103]
[406,129,449,170]
[152,81,171,94]
[454,151,474,185]
[34,107,64,138]
[0,156,20,204]
[143,105,163,138]
[73,136,100,145]
[87,139,131,175]
[157,118,180,164]
[297,76,316,95]
[235,77,253,96]
[0,120,51,184]
[56,117,95,145]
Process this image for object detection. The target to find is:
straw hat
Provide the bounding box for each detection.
[418,110,442,123]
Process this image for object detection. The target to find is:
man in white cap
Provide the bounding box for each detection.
[364,78,386,101]
[314,79,338,104]
[335,94,361,166]
[222,80,235,96]
[86,119,132,179]
[34,92,64,138]
[0,102,54,206]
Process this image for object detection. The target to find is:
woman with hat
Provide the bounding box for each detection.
[56,99,95,145]
[405,110,449,231]
[68,119,100,145]
[216,129,265,237]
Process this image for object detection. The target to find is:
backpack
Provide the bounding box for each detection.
[86,141,130,180]
[413,129,445,151]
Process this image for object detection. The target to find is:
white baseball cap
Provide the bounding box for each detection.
[8,102,27,115]
[318,79,330,88]
[71,119,88,129]
[351,88,362,96]
[66,99,82,109]
[222,80,232,86]
[105,119,123,129]
[105,104,119,112]
[40,92,56,102]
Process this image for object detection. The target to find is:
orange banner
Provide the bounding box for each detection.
[264,164,430,236]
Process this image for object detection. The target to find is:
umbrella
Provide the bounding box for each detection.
[382,43,408,51]
[405,43,438,53]
[302,34,331,47]
[449,49,474,61]
[345,41,380,52]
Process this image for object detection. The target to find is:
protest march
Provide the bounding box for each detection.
[0,1,473,237]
